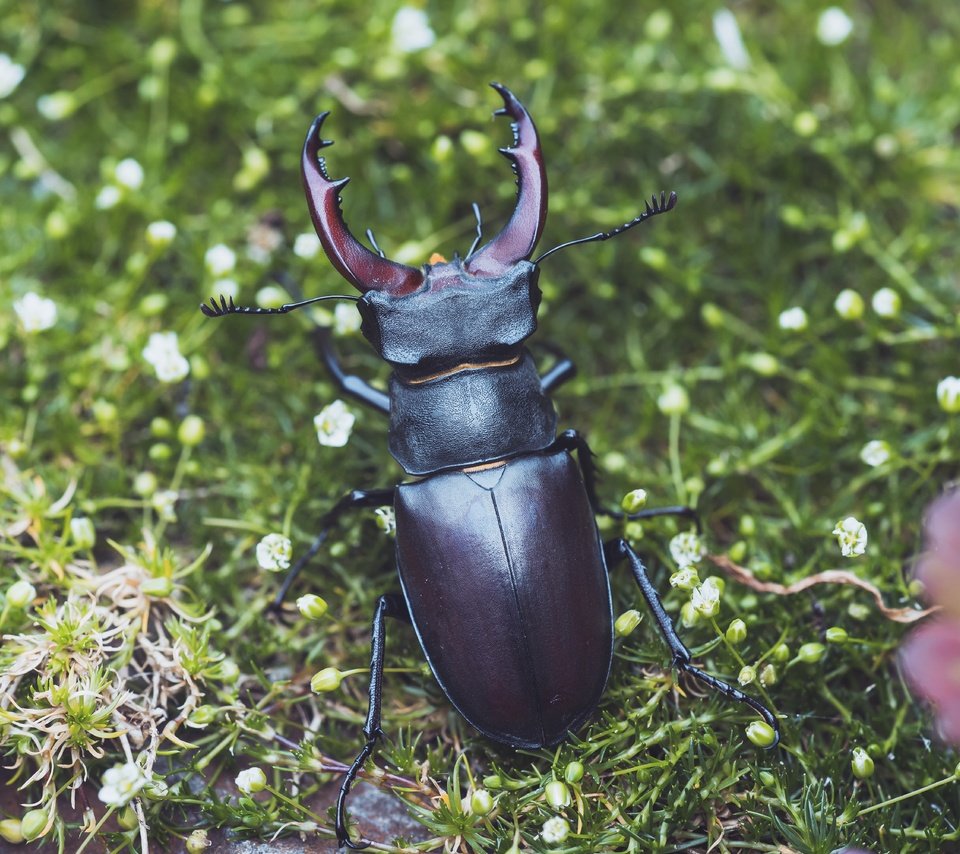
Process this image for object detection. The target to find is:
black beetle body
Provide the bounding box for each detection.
[203,83,779,849]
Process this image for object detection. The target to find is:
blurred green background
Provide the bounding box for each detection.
[2,0,960,851]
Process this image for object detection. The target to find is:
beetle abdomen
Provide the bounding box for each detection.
[395,449,613,748]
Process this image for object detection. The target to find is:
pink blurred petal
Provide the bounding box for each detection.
[901,619,960,725]
[924,490,960,565]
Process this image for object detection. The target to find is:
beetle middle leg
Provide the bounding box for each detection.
[272,487,395,609]
[554,429,699,529]
[604,537,780,745]
[336,592,410,849]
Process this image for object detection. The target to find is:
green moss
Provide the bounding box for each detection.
[2,1,960,850]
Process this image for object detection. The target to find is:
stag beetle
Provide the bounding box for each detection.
[203,83,780,848]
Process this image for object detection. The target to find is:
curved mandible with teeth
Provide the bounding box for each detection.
[463,83,548,277]
[301,112,425,296]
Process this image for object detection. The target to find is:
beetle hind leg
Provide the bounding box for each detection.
[336,592,410,849]
[605,537,780,747]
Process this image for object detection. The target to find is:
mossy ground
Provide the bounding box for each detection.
[2,1,959,851]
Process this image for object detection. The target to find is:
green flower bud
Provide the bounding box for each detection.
[235,767,267,794]
[117,806,138,830]
[825,626,848,643]
[771,643,790,661]
[141,576,173,598]
[311,667,343,693]
[621,488,648,514]
[738,515,756,537]
[737,665,756,686]
[189,705,218,726]
[745,721,777,748]
[186,828,211,853]
[564,761,584,784]
[759,664,777,686]
[0,819,24,844]
[744,352,780,376]
[728,540,747,562]
[758,770,776,788]
[20,808,48,842]
[669,567,700,591]
[680,600,700,628]
[701,302,725,328]
[6,579,36,609]
[148,442,172,461]
[851,747,875,780]
[483,774,503,790]
[726,618,748,644]
[133,471,158,496]
[70,516,96,549]
[615,609,642,637]
[178,415,206,447]
[798,642,826,663]
[470,788,494,816]
[657,384,690,416]
[296,593,329,621]
[834,289,865,320]
[217,659,240,683]
[544,780,571,808]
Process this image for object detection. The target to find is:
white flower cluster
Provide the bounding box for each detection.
[669,531,705,569]
[391,7,436,53]
[256,533,292,572]
[98,761,148,807]
[0,53,25,98]
[833,516,867,557]
[142,331,190,382]
[314,400,356,447]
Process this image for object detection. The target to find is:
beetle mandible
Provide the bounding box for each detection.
[203,83,780,849]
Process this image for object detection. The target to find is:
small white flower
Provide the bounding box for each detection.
[146,220,177,247]
[374,507,396,536]
[391,7,436,53]
[712,9,751,70]
[541,815,569,844]
[0,53,26,98]
[833,516,867,557]
[333,303,362,336]
[293,232,321,259]
[314,400,356,447]
[817,7,854,46]
[859,440,891,467]
[142,331,190,383]
[37,91,75,120]
[936,377,960,414]
[98,762,148,807]
[151,489,178,522]
[205,243,236,277]
[211,278,239,301]
[13,292,57,333]
[257,533,292,572]
[834,289,865,320]
[114,158,144,190]
[871,287,901,318]
[95,185,121,210]
[778,306,808,331]
[669,531,704,568]
[235,767,267,794]
[690,578,721,617]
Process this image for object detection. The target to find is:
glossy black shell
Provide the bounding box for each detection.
[394,448,613,748]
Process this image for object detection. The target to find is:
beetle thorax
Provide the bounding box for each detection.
[358,259,541,374]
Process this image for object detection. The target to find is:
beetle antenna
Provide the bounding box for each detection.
[532,191,677,265]
[467,202,483,258]
[199,293,358,318]
[365,228,385,258]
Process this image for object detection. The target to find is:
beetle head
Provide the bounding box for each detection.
[302,83,547,370]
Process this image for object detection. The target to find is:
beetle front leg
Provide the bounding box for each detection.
[336,592,410,850]
[605,537,780,746]
[312,326,390,415]
[272,487,396,609]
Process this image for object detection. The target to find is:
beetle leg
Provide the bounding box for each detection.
[605,537,781,747]
[271,487,396,610]
[336,593,410,849]
[539,348,577,394]
[312,325,390,415]
[554,429,701,530]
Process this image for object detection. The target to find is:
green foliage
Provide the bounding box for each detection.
[2,0,960,850]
